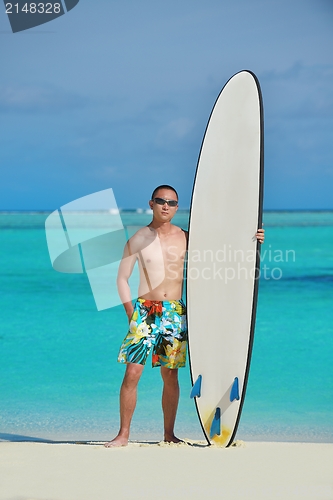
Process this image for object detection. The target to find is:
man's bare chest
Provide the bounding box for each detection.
[139,234,186,269]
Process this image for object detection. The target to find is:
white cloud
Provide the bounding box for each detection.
[155,118,195,147]
[262,63,333,119]
[0,84,86,113]
[88,166,121,180]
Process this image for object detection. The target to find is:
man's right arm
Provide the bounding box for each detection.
[117,240,137,321]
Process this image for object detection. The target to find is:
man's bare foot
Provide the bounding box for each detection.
[164,433,184,444]
[104,435,128,448]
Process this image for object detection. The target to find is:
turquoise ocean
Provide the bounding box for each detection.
[1,211,332,443]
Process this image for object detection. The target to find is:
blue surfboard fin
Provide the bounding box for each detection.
[190,375,202,398]
[230,377,240,401]
[210,408,221,438]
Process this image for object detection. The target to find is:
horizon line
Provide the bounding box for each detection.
[1,208,333,213]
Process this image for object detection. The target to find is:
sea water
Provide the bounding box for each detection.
[0,211,332,443]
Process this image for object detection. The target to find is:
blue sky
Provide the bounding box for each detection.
[1,0,332,210]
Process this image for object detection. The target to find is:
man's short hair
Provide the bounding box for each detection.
[151,185,178,201]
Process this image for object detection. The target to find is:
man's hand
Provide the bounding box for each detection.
[255,228,265,244]
[126,310,134,323]
[124,302,134,323]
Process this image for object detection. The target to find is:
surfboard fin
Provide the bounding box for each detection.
[190,375,202,398]
[210,408,221,438]
[230,377,240,401]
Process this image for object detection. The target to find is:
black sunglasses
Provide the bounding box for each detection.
[153,197,178,207]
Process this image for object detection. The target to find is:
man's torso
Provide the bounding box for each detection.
[129,225,187,301]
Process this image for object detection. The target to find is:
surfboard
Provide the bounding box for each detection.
[186,70,264,447]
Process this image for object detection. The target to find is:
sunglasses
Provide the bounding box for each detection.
[153,197,178,207]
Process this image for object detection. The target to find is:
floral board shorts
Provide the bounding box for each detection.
[118,299,187,369]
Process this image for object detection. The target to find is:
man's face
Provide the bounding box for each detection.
[149,188,178,222]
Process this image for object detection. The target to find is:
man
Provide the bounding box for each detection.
[105,185,264,447]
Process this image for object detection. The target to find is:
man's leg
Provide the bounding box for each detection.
[160,366,182,443]
[104,362,144,447]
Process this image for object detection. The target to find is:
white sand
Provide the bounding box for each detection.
[0,440,332,500]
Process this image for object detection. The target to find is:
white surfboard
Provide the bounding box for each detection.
[187,70,264,447]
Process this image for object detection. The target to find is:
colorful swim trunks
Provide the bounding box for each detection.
[118,299,187,369]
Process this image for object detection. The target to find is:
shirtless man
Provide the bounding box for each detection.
[105,185,264,447]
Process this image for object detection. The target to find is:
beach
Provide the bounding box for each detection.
[1,440,333,499]
[1,211,332,499]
